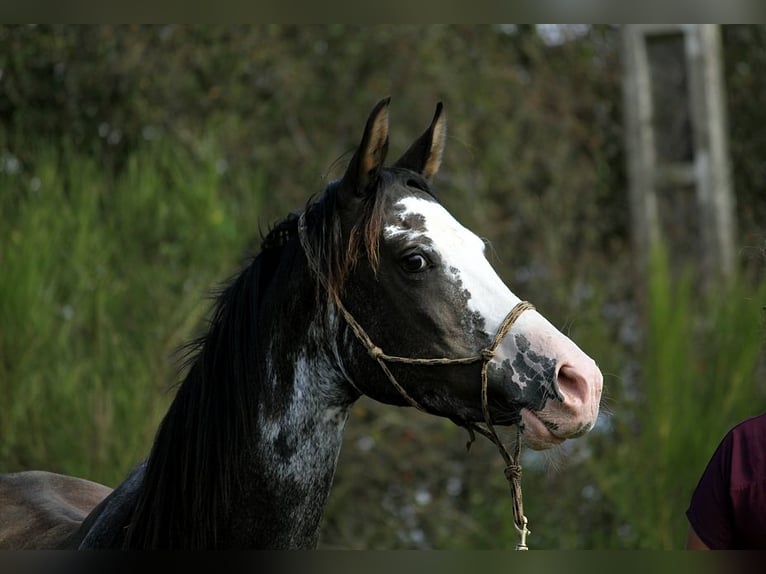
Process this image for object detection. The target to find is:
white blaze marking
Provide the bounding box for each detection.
[385,196,521,335]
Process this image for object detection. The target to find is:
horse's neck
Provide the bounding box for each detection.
[215,243,356,547]
[77,287,355,549]
[230,346,353,548]
[80,333,353,550]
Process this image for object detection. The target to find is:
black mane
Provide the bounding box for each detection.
[124,205,311,548]
[125,249,268,548]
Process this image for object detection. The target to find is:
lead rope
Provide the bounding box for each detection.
[298,211,533,550]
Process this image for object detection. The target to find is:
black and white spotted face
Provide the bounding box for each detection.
[342,182,603,450]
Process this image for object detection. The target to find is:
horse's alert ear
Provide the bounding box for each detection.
[342,97,391,196]
[394,102,446,180]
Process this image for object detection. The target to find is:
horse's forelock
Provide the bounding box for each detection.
[307,178,387,302]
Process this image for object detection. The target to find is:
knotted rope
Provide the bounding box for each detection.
[298,211,534,550]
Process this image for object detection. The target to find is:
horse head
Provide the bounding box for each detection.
[323,98,603,450]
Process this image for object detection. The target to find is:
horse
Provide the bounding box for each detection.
[0,98,603,549]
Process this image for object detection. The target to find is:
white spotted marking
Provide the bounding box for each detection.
[259,345,351,486]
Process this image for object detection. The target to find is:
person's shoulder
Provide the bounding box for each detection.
[726,412,766,491]
[729,413,766,443]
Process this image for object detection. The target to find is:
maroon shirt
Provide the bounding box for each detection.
[686,413,766,549]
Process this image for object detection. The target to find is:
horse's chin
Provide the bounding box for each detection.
[520,408,566,451]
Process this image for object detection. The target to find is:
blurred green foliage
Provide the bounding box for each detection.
[0,140,262,483]
[1,25,765,549]
[586,247,766,548]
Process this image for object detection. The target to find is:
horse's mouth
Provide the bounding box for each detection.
[520,408,565,451]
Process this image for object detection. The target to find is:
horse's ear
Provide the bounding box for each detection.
[340,97,391,198]
[394,102,446,180]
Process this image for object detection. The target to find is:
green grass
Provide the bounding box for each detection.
[0,139,262,485]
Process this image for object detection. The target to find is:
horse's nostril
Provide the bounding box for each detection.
[556,364,588,404]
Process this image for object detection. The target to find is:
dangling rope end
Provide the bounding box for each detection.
[515,515,530,551]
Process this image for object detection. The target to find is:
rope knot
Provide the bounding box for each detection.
[504,463,523,482]
[368,346,384,360]
[480,348,495,362]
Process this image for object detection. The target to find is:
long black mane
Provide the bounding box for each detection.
[121,174,397,549]
[124,248,267,548]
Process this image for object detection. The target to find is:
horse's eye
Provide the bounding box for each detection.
[401,253,430,273]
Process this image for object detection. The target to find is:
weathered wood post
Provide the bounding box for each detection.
[622,24,736,284]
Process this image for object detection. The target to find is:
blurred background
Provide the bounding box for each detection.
[1,24,765,549]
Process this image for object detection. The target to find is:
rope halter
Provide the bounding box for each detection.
[297,210,534,550]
